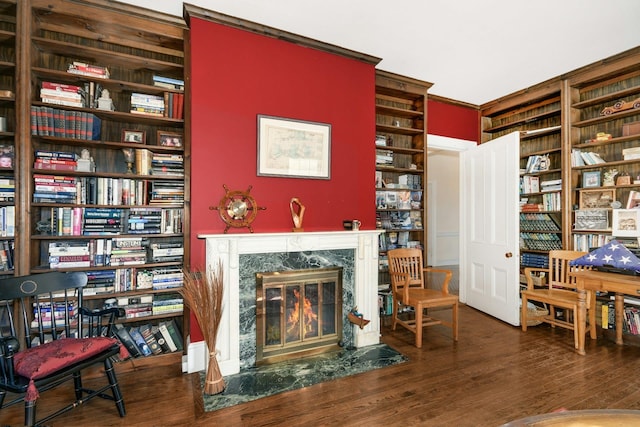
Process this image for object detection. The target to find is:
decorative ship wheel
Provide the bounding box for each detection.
[210,184,266,233]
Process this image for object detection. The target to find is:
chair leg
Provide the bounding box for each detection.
[25,399,36,427]
[589,296,597,340]
[73,371,83,400]
[415,304,423,348]
[104,358,126,417]
[452,302,459,341]
[392,295,399,331]
[521,295,528,332]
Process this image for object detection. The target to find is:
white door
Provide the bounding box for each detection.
[459,131,520,325]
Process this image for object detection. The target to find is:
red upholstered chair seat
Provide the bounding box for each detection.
[13,337,122,401]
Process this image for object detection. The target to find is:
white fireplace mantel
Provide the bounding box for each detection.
[189,230,383,375]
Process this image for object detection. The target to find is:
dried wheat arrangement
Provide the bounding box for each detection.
[180,261,225,395]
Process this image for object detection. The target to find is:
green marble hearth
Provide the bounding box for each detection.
[201,343,406,412]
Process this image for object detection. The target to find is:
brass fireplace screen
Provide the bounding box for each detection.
[255,267,343,364]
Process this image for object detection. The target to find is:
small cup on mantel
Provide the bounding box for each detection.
[352,220,361,231]
[343,220,353,230]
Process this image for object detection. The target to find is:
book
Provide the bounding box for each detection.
[152,325,172,353]
[158,321,178,352]
[139,324,163,355]
[127,326,153,356]
[163,319,183,351]
[114,323,140,358]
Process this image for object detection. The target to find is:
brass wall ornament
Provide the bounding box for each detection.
[210,185,266,233]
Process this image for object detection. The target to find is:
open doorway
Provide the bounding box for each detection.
[427,135,476,295]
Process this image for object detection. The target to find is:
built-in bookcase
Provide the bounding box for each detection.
[481,81,564,283]
[374,70,431,289]
[13,0,190,369]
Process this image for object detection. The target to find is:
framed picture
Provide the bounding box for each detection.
[257,115,331,179]
[122,129,146,144]
[579,188,616,209]
[157,131,183,147]
[627,190,640,209]
[574,209,609,231]
[612,209,640,237]
[582,170,601,188]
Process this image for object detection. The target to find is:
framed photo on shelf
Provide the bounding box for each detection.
[574,209,609,231]
[582,170,601,188]
[579,188,616,209]
[612,209,640,237]
[257,115,331,179]
[157,131,183,147]
[122,129,146,144]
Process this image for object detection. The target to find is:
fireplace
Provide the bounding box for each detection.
[256,267,343,363]
[194,230,383,376]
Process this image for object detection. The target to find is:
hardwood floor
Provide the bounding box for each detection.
[3,304,640,426]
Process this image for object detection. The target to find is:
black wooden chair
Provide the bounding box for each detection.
[0,271,127,426]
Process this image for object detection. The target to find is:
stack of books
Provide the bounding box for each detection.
[376,149,393,166]
[151,267,183,290]
[83,208,125,236]
[47,241,91,269]
[149,241,183,263]
[152,293,183,316]
[33,150,78,172]
[67,61,110,79]
[127,207,163,234]
[152,75,184,90]
[85,270,116,295]
[40,81,84,108]
[33,174,77,204]
[130,93,164,117]
[0,178,15,202]
[151,153,184,177]
[149,181,184,205]
[109,237,148,266]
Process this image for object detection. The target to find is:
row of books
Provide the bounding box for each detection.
[520,252,549,268]
[378,231,422,252]
[162,92,185,120]
[540,191,561,212]
[0,177,15,202]
[0,239,14,272]
[520,175,540,194]
[519,213,561,232]
[74,177,155,206]
[38,207,183,236]
[45,237,183,269]
[31,301,77,328]
[81,267,183,294]
[601,298,640,335]
[30,106,101,140]
[571,149,606,166]
[117,292,183,319]
[573,233,610,253]
[377,211,422,231]
[0,206,15,237]
[519,232,563,251]
[114,319,183,359]
[375,190,422,210]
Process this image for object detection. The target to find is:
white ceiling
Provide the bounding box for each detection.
[122,0,640,105]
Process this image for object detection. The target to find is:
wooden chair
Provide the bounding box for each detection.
[0,271,127,426]
[521,250,596,351]
[387,248,459,348]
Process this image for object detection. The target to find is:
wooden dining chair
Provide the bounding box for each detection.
[521,250,596,351]
[387,248,459,348]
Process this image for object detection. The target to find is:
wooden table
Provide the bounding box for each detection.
[571,269,640,355]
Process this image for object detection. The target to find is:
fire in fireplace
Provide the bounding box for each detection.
[255,267,343,364]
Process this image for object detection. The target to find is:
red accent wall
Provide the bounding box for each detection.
[427,99,479,142]
[188,19,377,339]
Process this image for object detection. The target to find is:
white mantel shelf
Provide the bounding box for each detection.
[189,230,383,375]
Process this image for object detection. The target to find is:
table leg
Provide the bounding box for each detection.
[577,287,586,355]
[615,293,624,345]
